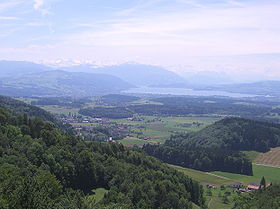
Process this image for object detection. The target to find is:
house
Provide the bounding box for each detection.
[247,184,260,191]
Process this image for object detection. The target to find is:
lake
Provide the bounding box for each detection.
[122,87,258,98]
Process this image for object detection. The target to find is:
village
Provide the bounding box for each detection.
[57,113,151,142]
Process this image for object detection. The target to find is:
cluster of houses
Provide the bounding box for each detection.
[58,114,153,142]
[206,182,271,194]
[59,114,108,124]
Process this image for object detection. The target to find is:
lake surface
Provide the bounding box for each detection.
[122,87,258,98]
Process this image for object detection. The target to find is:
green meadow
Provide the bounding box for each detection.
[211,164,280,184]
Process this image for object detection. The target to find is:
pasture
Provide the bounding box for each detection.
[169,165,235,185]
[211,164,280,184]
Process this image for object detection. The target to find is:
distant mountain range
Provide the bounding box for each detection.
[0,61,188,97]
[1,60,280,97]
[91,63,186,87]
[61,63,187,87]
[0,61,50,78]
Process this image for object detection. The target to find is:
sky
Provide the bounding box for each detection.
[0,0,280,80]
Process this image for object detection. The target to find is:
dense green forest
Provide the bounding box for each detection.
[0,98,205,209]
[143,117,280,175]
[31,97,92,108]
[143,143,252,175]
[185,117,280,152]
[233,184,280,209]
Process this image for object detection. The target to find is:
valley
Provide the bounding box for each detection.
[2,0,280,207]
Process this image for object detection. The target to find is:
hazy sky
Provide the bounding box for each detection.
[0,0,280,78]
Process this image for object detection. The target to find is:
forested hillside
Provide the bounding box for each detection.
[186,117,280,152]
[144,117,280,176]
[143,142,252,175]
[0,96,72,133]
[0,98,204,209]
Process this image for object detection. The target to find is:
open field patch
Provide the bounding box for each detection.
[211,164,280,184]
[254,147,280,167]
[169,165,235,185]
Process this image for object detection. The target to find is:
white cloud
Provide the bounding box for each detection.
[33,0,50,15]
[0,16,19,20]
[1,0,280,79]
[33,0,43,10]
[0,1,23,12]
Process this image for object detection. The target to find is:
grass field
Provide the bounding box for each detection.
[91,188,108,203]
[39,105,80,115]
[254,147,280,167]
[169,165,235,185]
[242,150,260,161]
[211,164,280,184]
[119,137,150,146]
[85,188,108,206]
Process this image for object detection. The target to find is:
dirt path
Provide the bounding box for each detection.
[206,172,235,181]
[208,197,214,208]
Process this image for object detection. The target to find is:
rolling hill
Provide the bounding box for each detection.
[200,80,280,97]
[0,60,51,78]
[143,117,280,175]
[186,117,280,152]
[0,70,134,97]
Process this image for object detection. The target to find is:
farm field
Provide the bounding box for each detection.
[118,116,220,146]
[254,147,280,167]
[211,164,280,184]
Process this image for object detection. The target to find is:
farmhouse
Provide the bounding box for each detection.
[247,184,260,191]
